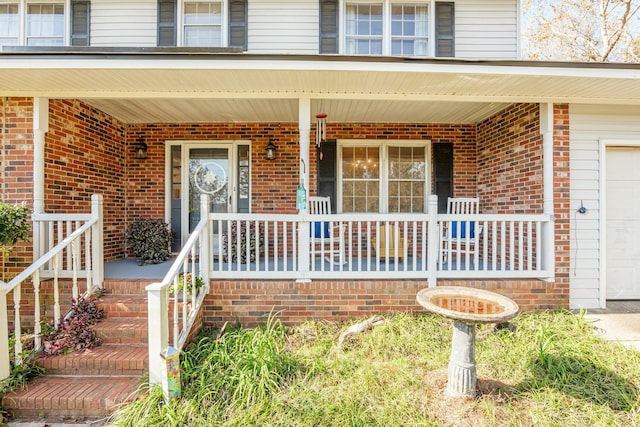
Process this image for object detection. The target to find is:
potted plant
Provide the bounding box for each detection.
[125,217,174,265]
[222,220,264,263]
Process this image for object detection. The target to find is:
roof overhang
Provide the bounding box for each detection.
[2,49,640,124]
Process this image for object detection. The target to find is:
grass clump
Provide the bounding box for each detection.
[110,310,640,427]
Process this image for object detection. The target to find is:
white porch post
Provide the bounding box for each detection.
[297,98,311,280]
[32,98,48,260]
[0,288,10,380]
[147,282,169,385]
[427,195,439,287]
[91,194,104,289]
[540,103,556,278]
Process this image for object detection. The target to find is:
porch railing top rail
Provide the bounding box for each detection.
[0,215,98,293]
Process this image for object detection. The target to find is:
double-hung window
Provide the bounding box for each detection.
[26,2,64,46]
[344,1,430,57]
[0,1,75,47]
[340,141,429,213]
[183,1,223,47]
[0,3,18,45]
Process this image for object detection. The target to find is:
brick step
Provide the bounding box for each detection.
[96,294,148,317]
[94,316,148,344]
[36,344,148,376]
[1,375,142,419]
[102,279,156,295]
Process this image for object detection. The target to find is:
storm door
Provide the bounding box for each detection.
[169,142,250,251]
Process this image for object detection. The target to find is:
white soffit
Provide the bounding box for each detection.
[2,54,640,124]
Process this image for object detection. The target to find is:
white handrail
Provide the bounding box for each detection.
[147,195,210,386]
[0,195,104,380]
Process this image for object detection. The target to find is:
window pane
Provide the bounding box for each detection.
[391,4,429,57]
[346,2,383,55]
[342,146,380,213]
[184,2,222,47]
[27,3,64,45]
[387,145,426,213]
[0,4,18,43]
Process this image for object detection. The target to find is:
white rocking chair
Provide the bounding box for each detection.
[308,196,346,265]
[440,197,482,266]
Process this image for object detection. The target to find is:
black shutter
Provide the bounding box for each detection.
[433,143,453,213]
[70,1,90,46]
[435,2,455,57]
[158,0,177,46]
[229,0,248,50]
[319,0,338,54]
[317,140,337,212]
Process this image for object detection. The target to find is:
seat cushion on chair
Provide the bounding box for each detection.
[311,221,331,239]
[450,221,475,238]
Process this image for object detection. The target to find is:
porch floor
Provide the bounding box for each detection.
[104,256,494,279]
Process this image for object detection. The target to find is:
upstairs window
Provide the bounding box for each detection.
[345,1,429,57]
[0,1,88,47]
[158,0,247,49]
[183,1,222,47]
[321,1,453,57]
[0,3,19,46]
[26,3,64,46]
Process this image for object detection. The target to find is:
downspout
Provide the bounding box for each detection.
[32,98,49,261]
[540,103,555,280]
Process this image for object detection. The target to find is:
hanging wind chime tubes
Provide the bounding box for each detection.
[316,112,327,160]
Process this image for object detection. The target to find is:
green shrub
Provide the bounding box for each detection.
[223,221,264,263]
[0,201,32,281]
[125,217,174,265]
[170,273,205,296]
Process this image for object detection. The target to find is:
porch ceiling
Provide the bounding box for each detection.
[3,52,640,124]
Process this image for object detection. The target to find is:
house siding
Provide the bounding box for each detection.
[569,104,640,309]
[248,0,319,53]
[455,0,518,59]
[89,0,158,47]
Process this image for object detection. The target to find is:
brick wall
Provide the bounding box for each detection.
[203,278,559,328]
[47,100,126,260]
[0,97,35,279]
[476,103,543,214]
[126,122,478,217]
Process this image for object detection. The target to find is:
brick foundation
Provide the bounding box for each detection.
[203,278,560,327]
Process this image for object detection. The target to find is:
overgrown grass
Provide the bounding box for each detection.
[110,311,640,426]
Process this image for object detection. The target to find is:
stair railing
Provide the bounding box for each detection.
[0,194,104,380]
[147,195,210,386]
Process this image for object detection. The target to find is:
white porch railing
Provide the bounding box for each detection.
[0,194,104,380]
[147,194,555,384]
[146,195,210,386]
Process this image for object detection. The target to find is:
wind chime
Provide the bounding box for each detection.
[315,110,327,160]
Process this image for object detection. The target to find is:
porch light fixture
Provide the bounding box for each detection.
[135,139,148,160]
[265,140,277,160]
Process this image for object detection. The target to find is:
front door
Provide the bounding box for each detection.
[169,142,251,251]
[186,145,232,237]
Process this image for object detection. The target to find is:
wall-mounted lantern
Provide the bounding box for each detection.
[265,140,277,160]
[135,139,148,160]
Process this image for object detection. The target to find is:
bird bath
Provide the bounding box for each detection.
[416,286,519,398]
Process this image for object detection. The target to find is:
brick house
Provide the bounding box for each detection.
[0,0,639,398]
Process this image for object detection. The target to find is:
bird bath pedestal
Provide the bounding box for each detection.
[416,286,519,398]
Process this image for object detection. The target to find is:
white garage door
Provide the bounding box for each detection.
[606,147,640,299]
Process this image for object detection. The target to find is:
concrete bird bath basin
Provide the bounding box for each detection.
[416,286,519,398]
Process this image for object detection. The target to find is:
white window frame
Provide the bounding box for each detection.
[337,140,431,213]
[339,0,435,57]
[0,0,69,46]
[177,0,228,48]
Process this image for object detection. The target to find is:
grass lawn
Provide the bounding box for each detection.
[110,311,640,426]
